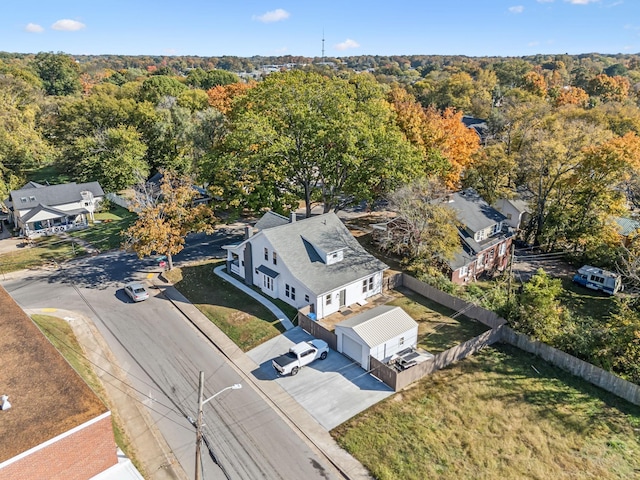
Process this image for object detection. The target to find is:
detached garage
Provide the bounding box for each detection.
[335,305,418,370]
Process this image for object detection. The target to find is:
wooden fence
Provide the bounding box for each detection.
[298,307,337,350]
[300,272,640,404]
[501,326,640,406]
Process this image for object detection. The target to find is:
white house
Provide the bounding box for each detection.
[5,181,104,238]
[335,305,419,370]
[494,197,531,231]
[224,212,388,319]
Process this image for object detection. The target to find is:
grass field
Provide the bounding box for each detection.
[164,261,286,351]
[69,205,137,252]
[332,343,640,480]
[387,286,490,353]
[0,236,84,274]
[31,314,144,476]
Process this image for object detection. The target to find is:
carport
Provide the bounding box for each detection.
[335,305,418,370]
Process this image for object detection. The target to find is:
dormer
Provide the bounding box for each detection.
[326,249,344,265]
[302,235,346,265]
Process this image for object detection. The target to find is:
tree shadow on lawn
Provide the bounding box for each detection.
[471,344,640,437]
[171,262,286,351]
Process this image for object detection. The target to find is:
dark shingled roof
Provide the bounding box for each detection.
[9,182,104,210]
[0,286,108,462]
[445,188,507,233]
[258,213,388,295]
[254,211,290,231]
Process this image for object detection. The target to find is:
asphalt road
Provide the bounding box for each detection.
[2,239,337,480]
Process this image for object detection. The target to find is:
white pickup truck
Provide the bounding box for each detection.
[272,339,329,376]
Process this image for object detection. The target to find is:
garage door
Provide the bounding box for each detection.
[341,334,364,368]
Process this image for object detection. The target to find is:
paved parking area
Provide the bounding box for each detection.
[247,327,393,430]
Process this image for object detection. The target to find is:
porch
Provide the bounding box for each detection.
[23,217,89,238]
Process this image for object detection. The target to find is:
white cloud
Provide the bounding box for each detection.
[335,38,360,51]
[565,0,600,4]
[51,19,86,31]
[536,0,555,3]
[509,5,525,13]
[25,23,44,33]
[528,41,540,46]
[252,9,290,23]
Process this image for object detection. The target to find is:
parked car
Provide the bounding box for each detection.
[272,339,329,376]
[572,265,623,295]
[124,282,150,302]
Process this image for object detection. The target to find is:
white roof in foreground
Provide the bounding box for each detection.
[336,305,418,348]
[90,450,144,480]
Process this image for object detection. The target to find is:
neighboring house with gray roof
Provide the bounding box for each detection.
[494,189,533,231]
[224,212,388,319]
[442,189,514,284]
[614,216,640,246]
[372,189,514,285]
[5,181,104,238]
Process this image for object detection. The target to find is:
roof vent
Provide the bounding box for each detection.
[1,395,11,410]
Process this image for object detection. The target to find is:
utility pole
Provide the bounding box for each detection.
[195,371,204,480]
[507,242,515,303]
[193,373,242,480]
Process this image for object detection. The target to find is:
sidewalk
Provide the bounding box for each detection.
[213,264,294,330]
[154,275,373,480]
[25,307,187,480]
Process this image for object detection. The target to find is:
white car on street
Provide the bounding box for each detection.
[124,282,149,302]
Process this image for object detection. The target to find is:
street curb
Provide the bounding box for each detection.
[155,281,373,480]
[27,308,188,480]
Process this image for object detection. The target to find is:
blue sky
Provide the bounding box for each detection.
[3,0,640,58]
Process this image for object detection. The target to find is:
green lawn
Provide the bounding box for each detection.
[387,286,490,353]
[332,343,640,480]
[560,276,617,322]
[25,164,72,185]
[0,236,84,274]
[69,206,137,252]
[31,314,145,477]
[164,260,287,351]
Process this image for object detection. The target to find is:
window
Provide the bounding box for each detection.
[305,294,309,302]
[273,251,277,265]
[29,196,36,202]
[325,294,332,306]
[499,242,507,256]
[20,197,27,203]
[362,280,368,293]
[477,253,485,267]
[285,284,290,298]
[331,253,339,260]
[399,337,405,347]
[368,277,374,291]
[264,247,268,260]
[475,229,487,242]
[264,276,273,290]
[506,213,512,220]
[460,265,468,277]
[492,223,501,235]
[291,287,296,301]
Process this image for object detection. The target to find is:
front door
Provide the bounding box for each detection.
[339,289,346,308]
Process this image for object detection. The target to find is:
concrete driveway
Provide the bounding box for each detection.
[247,326,393,430]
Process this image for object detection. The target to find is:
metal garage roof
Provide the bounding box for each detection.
[335,305,418,348]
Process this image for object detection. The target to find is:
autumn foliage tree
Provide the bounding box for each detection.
[388,87,480,189]
[123,170,216,269]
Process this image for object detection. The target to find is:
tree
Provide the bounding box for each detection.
[138,75,188,104]
[380,178,461,276]
[206,82,254,114]
[123,170,216,270]
[388,87,480,189]
[32,52,81,96]
[512,269,567,343]
[0,74,53,197]
[209,71,421,217]
[66,126,149,192]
